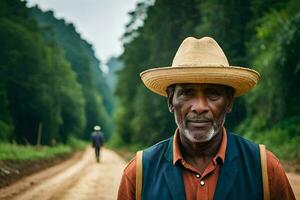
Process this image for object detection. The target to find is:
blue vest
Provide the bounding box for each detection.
[141,132,263,200]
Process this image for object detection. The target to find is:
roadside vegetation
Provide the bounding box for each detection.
[0,137,87,161]
[0,0,113,146]
[240,118,300,170]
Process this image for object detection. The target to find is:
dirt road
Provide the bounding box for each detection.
[0,148,126,200]
[0,147,299,199]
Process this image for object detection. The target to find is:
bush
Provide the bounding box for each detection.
[67,136,88,150]
[0,143,71,161]
[238,117,300,163]
[0,137,88,161]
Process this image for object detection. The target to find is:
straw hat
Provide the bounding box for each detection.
[94,125,101,131]
[140,37,260,97]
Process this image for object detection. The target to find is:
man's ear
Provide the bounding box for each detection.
[168,103,174,113]
[167,92,174,113]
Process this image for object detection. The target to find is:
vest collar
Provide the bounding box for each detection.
[163,136,186,200]
[163,132,240,199]
[214,132,239,199]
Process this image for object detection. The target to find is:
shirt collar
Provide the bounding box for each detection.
[173,127,227,165]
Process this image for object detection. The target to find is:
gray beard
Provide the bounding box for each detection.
[175,115,225,143]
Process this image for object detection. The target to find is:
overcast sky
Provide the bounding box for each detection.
[26,0,139,67]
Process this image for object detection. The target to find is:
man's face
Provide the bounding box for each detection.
[168,83,233,143]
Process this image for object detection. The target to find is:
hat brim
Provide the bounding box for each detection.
[140,66,260,97]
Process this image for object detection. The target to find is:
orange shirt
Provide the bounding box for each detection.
[117,128,295,200]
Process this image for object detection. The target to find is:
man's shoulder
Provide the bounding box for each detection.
[229,132,259,147]
[122,156,137,187]
[123,137,173,173]
[123,156,136,173]
[122,138,171,175]
[143,137,172,154]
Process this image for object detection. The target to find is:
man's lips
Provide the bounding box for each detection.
[186,119,212,127]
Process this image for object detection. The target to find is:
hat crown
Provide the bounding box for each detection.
[172,37,229,67]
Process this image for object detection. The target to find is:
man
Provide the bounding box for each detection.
[117,37,295,199]
[91,125,104,163]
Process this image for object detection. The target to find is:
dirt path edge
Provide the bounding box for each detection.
[0,150,84,188]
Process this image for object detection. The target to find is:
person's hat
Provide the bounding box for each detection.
[94,125,101,131]
[140,37,260,97]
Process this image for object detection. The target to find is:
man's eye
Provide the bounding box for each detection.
[206,90,221,100]
[179,89,193,96]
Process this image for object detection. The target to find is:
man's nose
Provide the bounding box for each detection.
[190,95,209,114]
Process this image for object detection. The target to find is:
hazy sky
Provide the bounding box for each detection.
[26,0,139,66]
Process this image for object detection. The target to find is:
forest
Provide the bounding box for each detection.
[114,0,300,162]
[0,0,300,164]
[0,0,113,145]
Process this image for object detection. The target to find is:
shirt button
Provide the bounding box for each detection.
[195,174,200,178]
[200,180,205,186]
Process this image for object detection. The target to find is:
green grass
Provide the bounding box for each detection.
[237,116,300,167]
[67,136,88,150]
[0,143,71,160]
[0,137,88,161]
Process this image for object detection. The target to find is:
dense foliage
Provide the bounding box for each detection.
[115,0,200,146]
[238,0,300,162]
[30,7,113,139]
[0,0,112,144]
[115,0,300,162]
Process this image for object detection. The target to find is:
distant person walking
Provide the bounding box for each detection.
[91,125,104,163]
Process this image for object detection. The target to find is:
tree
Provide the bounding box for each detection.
[116,0,201,145]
